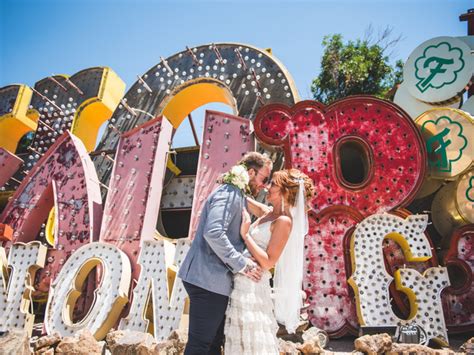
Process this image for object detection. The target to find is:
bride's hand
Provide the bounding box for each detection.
[241,208,251,240]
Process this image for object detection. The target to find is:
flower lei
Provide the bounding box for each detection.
[220,164,251,194]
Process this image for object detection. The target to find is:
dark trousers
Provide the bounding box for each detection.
[183,281,229,355]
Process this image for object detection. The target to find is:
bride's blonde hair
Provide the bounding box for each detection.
[271,169,315,207]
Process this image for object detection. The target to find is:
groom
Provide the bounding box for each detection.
[178,152,273,355]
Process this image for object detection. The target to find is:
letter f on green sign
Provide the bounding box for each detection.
[417,57,454,92]
[426,127,452,172]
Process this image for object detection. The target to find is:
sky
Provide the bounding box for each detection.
[1,0,472,147]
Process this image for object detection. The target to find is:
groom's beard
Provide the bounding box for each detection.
[248,180,259,197]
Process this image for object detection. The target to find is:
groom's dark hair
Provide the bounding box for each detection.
[238,152,272,172]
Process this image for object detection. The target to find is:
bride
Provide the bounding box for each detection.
[224,168,315,354]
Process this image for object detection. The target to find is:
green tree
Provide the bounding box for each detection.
[311,29,403,104]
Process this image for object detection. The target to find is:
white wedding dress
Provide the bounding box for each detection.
[224,220,279,355]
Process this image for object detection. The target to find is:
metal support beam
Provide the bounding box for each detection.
[187,114,200,147]
[460,8,474,97]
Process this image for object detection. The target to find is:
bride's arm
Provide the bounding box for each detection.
[246,196,272,218]
[242,216,292,270]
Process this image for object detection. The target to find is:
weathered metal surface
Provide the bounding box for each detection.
[254,97,426,336]
[305,206,363,336]
[380,208,439,318]
[22,68,123,179]
[432,169,474,239]
[188,110,254,240]
[0,148,23,188]
[442,224,474,333]
[0,85,22,116]
[0,69,123,252]
[160,176,195,209]
[0,132,102,293]
[0,84,36,153]
[119,239,190,341]
[93,43,298,190]
[393,82,461,121]
[100,116,173,282]
[44,242,131,340]
[415,108,473,181]
[158,148,199,238]
[349,213,450,345]
[395,267,450,345]
[0,242,47,335]
[25,71,100,171]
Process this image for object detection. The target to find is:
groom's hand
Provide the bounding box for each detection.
[240,258,263,282]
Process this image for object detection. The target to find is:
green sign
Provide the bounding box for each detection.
[422,116,467,173]
[467,176,474,204]
[414,42,465,93]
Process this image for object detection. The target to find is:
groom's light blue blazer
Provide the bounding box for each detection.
[178,183,248,296]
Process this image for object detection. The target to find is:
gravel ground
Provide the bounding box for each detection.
[324,334,470,353]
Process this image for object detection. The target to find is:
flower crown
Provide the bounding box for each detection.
[220,164,251,194]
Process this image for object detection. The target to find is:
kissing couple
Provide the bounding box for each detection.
[178,152,315,354]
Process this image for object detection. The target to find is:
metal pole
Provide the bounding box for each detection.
[459,8,474,35]
[460,8,474,97]
[187,114,200,147]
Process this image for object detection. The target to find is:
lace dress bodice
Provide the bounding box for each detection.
[249,220,273,249]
